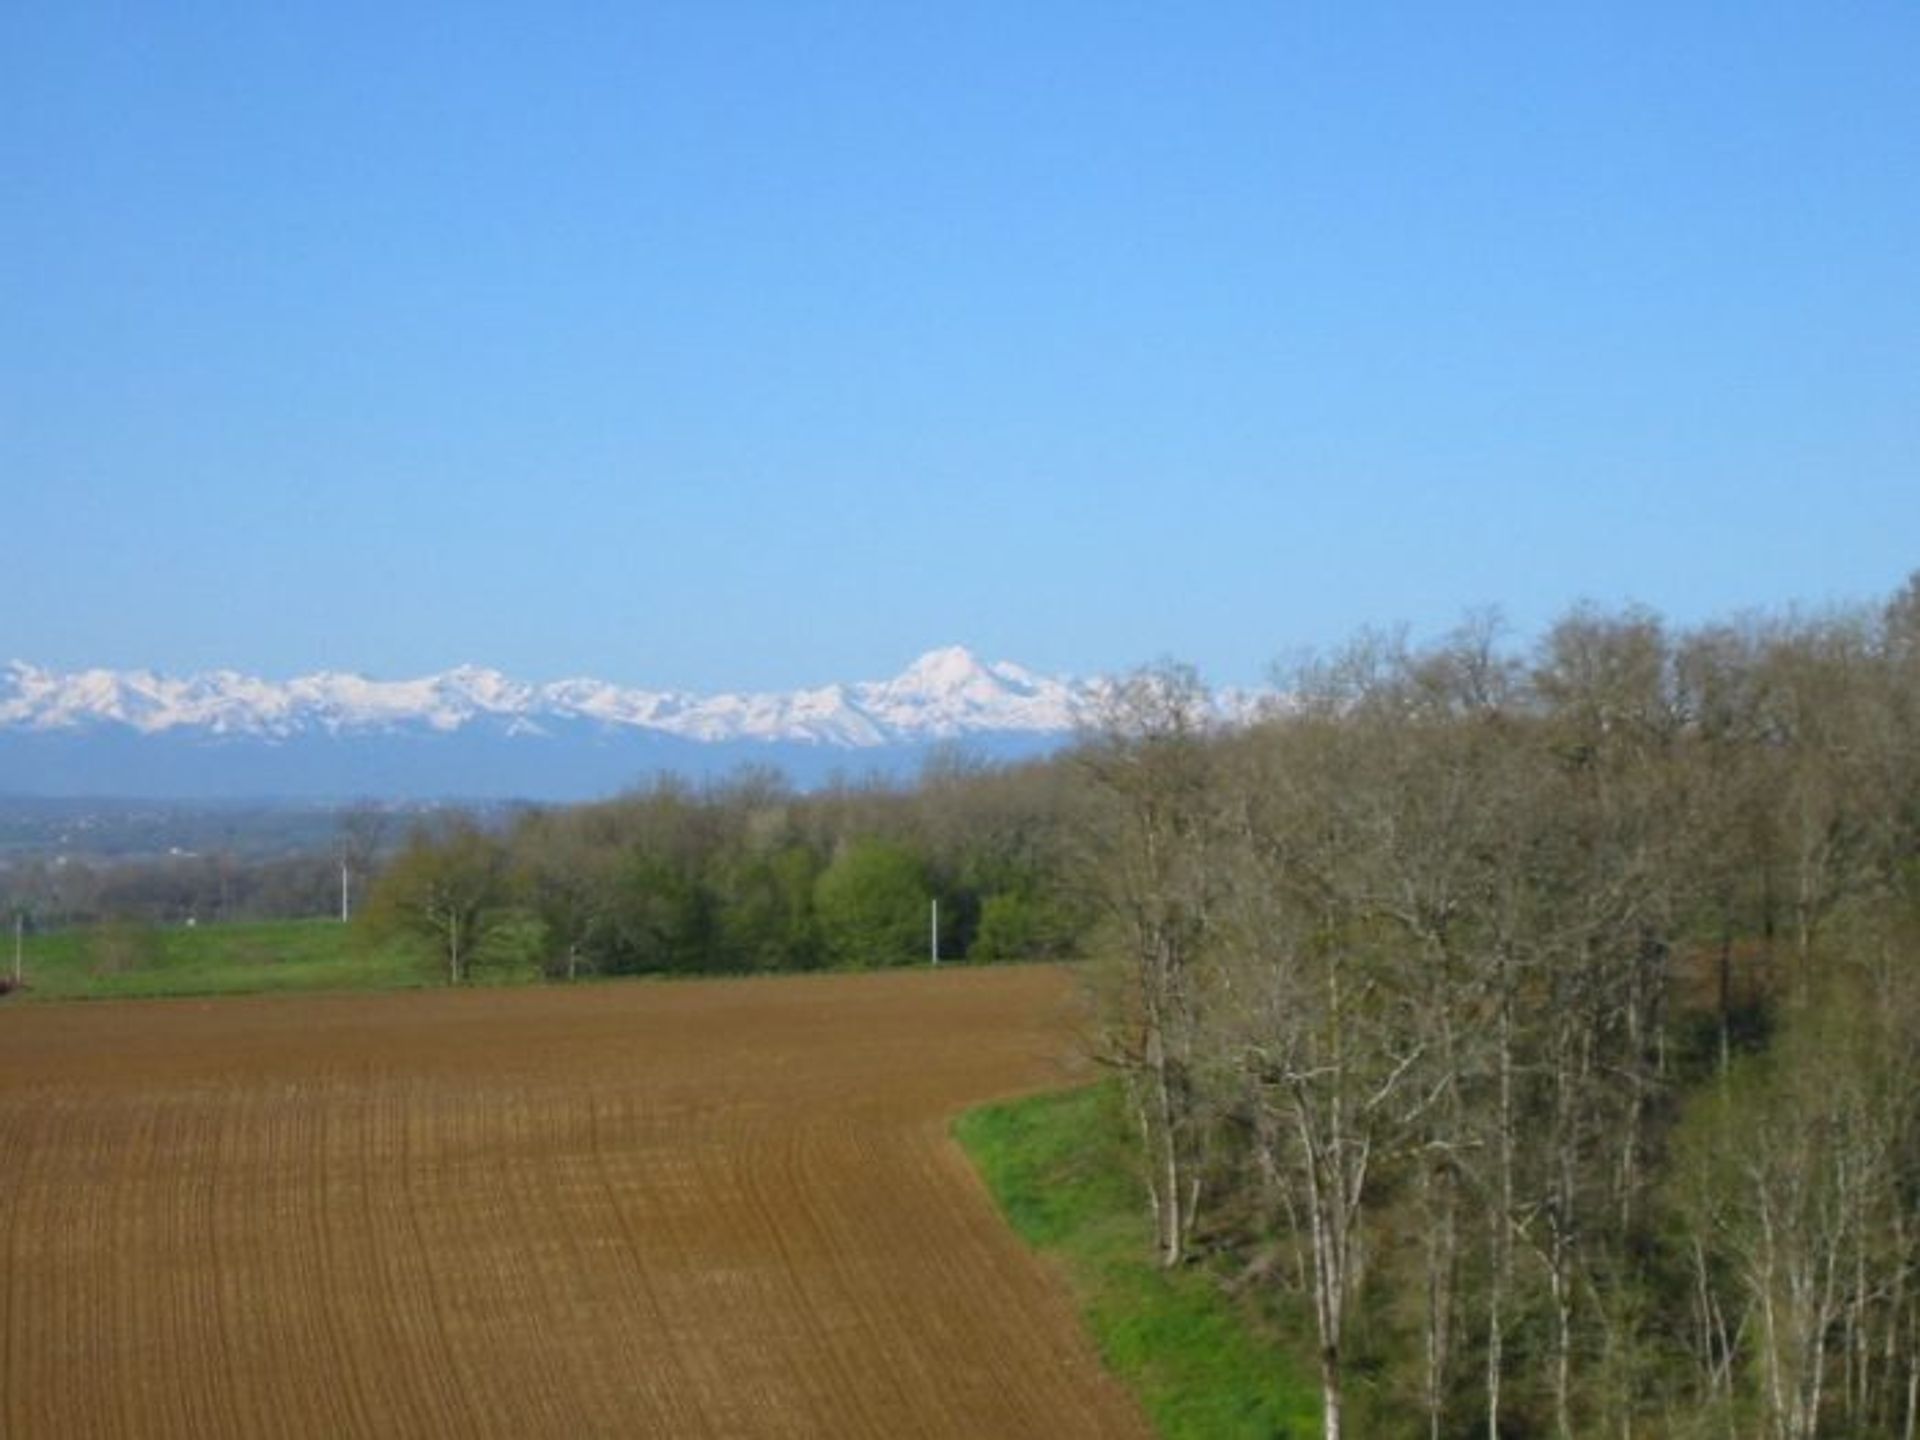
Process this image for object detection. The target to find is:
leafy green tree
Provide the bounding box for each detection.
[715,842,822,971]
[359,818,509,985]
[602,850,715,973]
[511,817,619,980]
[813,839,930,968]
[969,887,1079,961]
[472,908,549,981]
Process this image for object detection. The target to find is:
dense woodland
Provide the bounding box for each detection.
[10,576,1920,1437]
[1084,577,1920,1439]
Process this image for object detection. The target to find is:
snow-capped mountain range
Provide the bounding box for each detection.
[0,647,1086,747]
[0,648,1132,799]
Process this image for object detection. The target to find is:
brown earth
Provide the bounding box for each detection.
[0,967,1152,1438]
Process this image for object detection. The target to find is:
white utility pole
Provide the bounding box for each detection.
[930,898,939,966]
[340,861,351,923]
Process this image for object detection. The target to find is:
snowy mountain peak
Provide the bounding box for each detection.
[894,645,990,688]
[0,650,1095,749]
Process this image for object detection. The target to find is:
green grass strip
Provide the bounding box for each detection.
[955,1082,1320,1439]
[4,918,446,1001]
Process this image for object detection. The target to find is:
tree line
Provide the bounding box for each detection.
[355,757,1095,982]
[1083,577,1920,1438]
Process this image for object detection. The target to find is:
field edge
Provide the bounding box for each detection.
[953,1081,1321,1440]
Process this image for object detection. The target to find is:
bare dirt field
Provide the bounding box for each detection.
[0,967,1151,1438]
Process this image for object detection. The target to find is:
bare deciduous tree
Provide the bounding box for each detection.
[1080,663,1219,1270]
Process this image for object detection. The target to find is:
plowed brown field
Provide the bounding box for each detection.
[0,967,1151,1438]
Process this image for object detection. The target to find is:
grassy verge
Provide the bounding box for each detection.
[955,1082,1320,1439]
[1,918,443,1001]
[0,922,1062,1004]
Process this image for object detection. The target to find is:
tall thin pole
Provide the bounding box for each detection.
[930,898,939,966]
[340,861,351,923]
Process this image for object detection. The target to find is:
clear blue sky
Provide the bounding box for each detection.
[4,3,1915,691]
